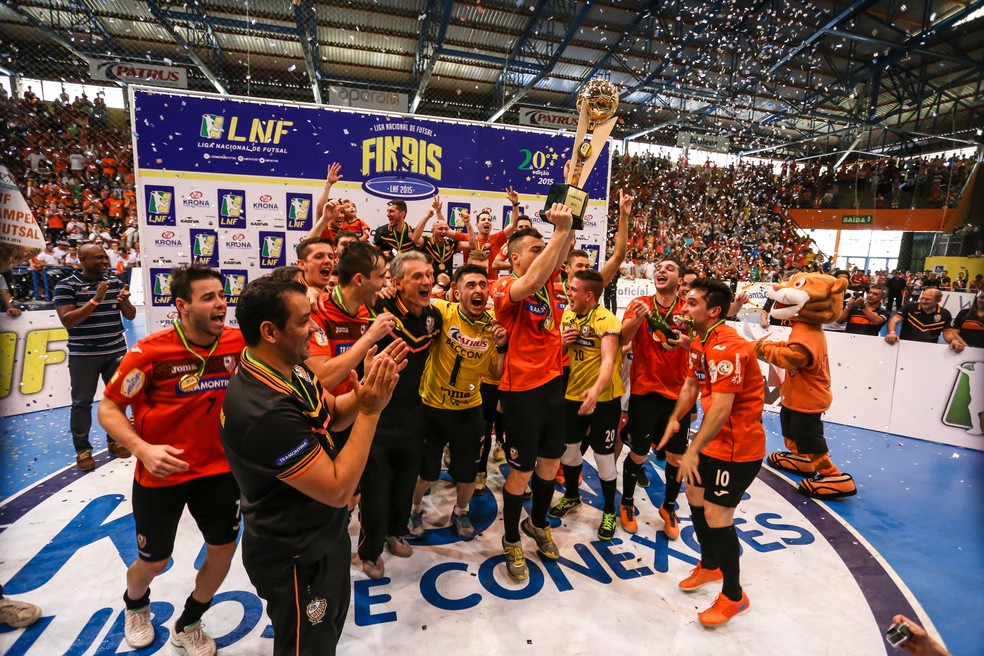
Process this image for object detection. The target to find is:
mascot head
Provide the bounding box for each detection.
[766,272,847,324]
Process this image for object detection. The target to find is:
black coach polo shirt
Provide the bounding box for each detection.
[896,302,952,343]
[221,351,347,563]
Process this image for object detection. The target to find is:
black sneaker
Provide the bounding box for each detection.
[548,496,582,518]
[598,511,617,540]
[636,464,650,488]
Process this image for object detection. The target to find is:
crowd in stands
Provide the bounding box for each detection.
[0,86,979,305]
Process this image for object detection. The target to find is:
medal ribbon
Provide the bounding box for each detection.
[241,348,318,411]
[697,319,727,344]
[332,286,377,321]
[173,319,220,380]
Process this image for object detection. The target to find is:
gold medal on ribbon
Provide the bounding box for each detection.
[179,374,200,392]
[542,316,554,331]
[438,263,446,271]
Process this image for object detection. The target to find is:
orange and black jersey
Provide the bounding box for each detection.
[954,308,984,348]
[309,290,373,396]
[373,223,415,260]
[221,351,347,561]
[104,326,244,488]
[895,302,952,343]
[844,306,890,336]
[418,235,458,276]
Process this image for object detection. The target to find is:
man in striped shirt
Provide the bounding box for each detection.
[54,242,136,471]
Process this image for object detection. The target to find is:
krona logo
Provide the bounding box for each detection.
[189,191,203,199]
[160,231,175,239]
[259,194,273,202]
[232,233,246,241]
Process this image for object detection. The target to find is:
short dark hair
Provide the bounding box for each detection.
[453,263,490,286]
[567,249,591,264]
[387,199,407,214]
[515,215,533,227]
[295,237,333,261]
[507,227,542,256]
[689,278,733,318]
[467,249,489,263]
[169,264,224,303]
[658,256,686,275]
[268,265,302,283]
[572,269,603,299]
[337,241,383,286]
[332,230,358,248]
[236,277,306,347]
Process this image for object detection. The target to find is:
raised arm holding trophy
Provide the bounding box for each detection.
[543,79,619,229]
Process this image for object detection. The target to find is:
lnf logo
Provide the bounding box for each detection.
[943,361,984,435]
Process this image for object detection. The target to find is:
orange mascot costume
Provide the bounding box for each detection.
[754,272,857,499]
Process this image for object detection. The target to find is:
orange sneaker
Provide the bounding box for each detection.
[659,506,680,540]
[619,504,638,533]
[555,463,565,485]
[678,562,723,592]
[698,592,750,627]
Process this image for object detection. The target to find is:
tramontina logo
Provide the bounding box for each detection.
[201,114,225,139]
[942,361,984,436]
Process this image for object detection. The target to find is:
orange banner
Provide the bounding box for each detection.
[787,208,953,231]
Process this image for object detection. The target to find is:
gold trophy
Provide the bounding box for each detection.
[543,79,618,229]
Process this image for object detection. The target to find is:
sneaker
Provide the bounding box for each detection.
[124,606,154,649]
[452,510,475,540]
[501,537,528,582]
[619,504,638,533]
[636,464,650,488]
[492,443,505,462]
[384,535,413,558]
[554,463,565,485]
[678,562,724,592]
[76,449,95,472]
[0,597,42,628]
[474,472,488,495]
[659,505,680,540]
[362,557,385,579]
[407,510,425,538]
[597,511,617,541]
[108,441,132,459]
[548,495,582,519]
[520,517,559,560]
[170,621,216,656]
[698,592,751,628]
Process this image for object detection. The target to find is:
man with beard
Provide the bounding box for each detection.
[411,195,478,277]
[454,187,523,274]
[97,265,245,654]
[359,251,442,578]
[54,242,136,470]
[619,257,692,539]
[409,264,507,540]
[374,199,418,261]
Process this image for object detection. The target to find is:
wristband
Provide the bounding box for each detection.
[495,344,508,354]
[89,299,100,307]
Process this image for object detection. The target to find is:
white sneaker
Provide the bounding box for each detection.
[170,621,216,656]
[0,597,42,628]
[124,606,154,649]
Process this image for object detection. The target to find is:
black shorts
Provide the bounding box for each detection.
[243,535,348,656]
[626,392,690,456]
[500,377,566,472]
[565,398,620,455]
[480,382,501,425]
[697,454,762,508]
[131,473,241,562]
[421,405,484,483]
[779,406,828,454]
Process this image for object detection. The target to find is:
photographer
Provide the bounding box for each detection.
[838,286,889,336]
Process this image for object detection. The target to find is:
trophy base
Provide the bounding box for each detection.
[543,183,588,230]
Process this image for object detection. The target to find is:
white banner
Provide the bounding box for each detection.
[519,107,580,130]
[940,290,978,317]
[328,85,408,112]
[89,59,187,89]
[0,310,74,415]
[676,131,730,153]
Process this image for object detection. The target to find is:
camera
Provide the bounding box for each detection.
[886,621,912,648]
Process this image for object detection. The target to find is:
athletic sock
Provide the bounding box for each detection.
[690,506,719,570]
[530,474,555,529]
[600,478,617,514]
[622,459,638,503]
[175,594,212,632]
[707,525,742,601]
[502,489,524,543]
[563,464,582,500]
[663,463,681,510]
[123,588,150,611]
